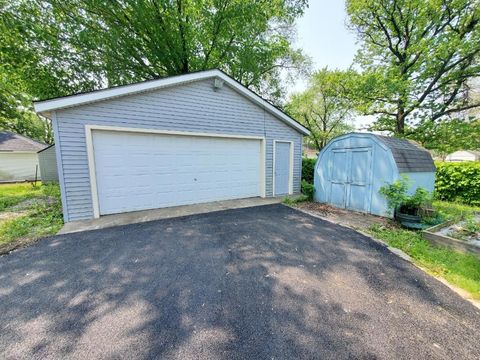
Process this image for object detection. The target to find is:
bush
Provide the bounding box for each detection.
[302,157,316,184]
[379,176,431,216]
[435,162,480,206]
[301,180,315,201]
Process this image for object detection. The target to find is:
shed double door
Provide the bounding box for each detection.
[329,147,372,212]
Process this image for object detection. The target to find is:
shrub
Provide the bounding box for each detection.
[283,195,308,205]
[379,176,431,216]
[435,162,480,206]
[301,180,315,201]
[302,157,316,184]
[379,176,409,213]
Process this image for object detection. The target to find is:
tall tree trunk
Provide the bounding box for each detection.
[321,117,328,148]
[176,0,189,73]
[396,99,405,134]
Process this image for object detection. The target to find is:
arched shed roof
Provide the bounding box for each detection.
[373,134,435,173]
[324,132,435,173]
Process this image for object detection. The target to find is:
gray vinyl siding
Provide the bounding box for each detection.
[54,79,303,221]
[38,145,59,182]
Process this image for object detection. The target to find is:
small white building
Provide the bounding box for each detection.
[0,131,47,182]
[445,150,480,162]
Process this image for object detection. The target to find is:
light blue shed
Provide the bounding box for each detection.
[314,133,436,218]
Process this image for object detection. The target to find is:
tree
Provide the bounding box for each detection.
[286,68,355,150]
[1,0,310,105]
[347,0,480,135]
[0,0,65,143]
[0,66,53,143]
[413,118,480,159]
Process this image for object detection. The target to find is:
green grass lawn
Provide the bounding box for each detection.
[0,183,63,249]
[367,200,480,299]
[0,182,44,211]
[432,200,480,222]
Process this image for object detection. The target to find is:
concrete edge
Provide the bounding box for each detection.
[58,197,291,235]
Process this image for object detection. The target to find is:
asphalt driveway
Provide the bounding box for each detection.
[0,204,479,359]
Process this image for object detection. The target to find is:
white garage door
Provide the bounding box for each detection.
[92,130,262,215]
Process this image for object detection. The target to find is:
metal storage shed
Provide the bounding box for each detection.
[33,69,310,222]
[314,133,436,217]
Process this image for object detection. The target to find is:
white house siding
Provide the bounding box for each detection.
[54,79,303,221]
[0,152,40,182]
[38,145,58,182]
[446,151,480,162]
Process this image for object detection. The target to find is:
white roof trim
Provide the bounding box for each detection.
[34,69,310,136]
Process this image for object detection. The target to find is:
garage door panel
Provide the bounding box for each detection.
[92,130,261,215]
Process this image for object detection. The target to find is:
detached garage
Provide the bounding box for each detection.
[34,70,309,222]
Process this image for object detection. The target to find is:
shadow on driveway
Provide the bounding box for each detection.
[0,204,479,359]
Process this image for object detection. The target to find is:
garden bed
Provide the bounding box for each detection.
[423,216,480,257]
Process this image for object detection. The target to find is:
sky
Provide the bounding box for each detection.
[292,0,358,92]
[291,0,374,130]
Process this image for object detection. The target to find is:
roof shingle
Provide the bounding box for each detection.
[0,131,47,152]
[374,134,436,173]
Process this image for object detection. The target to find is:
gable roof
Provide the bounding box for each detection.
[38,143,55,154]
[455,150,480,157]
[446,150,480,160]
[373,134,436,173]
[0,131,47,152]
[33,69,310,136]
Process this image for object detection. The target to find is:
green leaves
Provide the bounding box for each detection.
[411,118,480,158]
[379,175,432,215]
[2,0,309,103]
[1,0,309,141]
[300,180,315,201]
[435,161,480,206]
[301,157,316,184]
[379,176,411,214]
[346,0,480,135]
[286,68,356,150]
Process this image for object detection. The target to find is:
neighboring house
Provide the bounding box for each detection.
[34,69,310,222]
[0,131,47,182]
[445,150,480,162]
[302,144,318,159]
[314,133,436,218]
[38,144,59,182]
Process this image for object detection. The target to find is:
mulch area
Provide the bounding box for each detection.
[294,201,392,230]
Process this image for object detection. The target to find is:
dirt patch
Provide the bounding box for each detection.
[294,201,391,230]
[0,196,59,255]
[0,211,26,222]
[9,197,55,212]
[0,236,44,255]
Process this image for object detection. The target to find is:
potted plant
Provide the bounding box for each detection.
[396,187,431,223]
[379,176,431,227]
